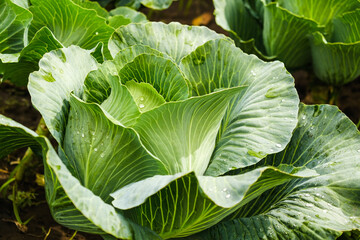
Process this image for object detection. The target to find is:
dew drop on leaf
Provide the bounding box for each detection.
[139,104,145,109]
[276,144,281,148]
[225,194,231,199]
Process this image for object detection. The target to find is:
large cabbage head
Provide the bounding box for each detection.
[2,22,360,240]
[214,0,360,85]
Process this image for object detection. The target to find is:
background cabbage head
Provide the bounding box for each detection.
[214,0,360,85]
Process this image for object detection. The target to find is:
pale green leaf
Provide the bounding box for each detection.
[109,22,229,63]
[64,95,168,202]
[0,114,161,239]
[197,104,360,240]
[111,168,310,238]
[28,46,98,143]
[109,6,147,23]
[179,39,299,175]
[133,87,247,176]
[117,54,189,101]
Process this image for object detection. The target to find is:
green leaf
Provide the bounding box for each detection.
[28,0,113,57]
[111,167,311,238]
[83,61,114,104]
[125,80,165,112]
[332,9,360,43]
[2,27,63,86]
[100,77,141,126]
[0,0,32,54]
[0,115,39,158]
[64,95,168,201]
[140,0,173,10]
[109,22,229,63]
[117,54,189,101]
[133,87,247,175]
[213,0,265,52]
[28,46,99,143]
[0,114,161,239]
[198,104,360,239]
[179,39,299,175]
[277,0,360,26]
[109,6,147,23]
[309,31,360,85]
[111,44,166,71]
[262,3,323,68]
[72,0,109,19]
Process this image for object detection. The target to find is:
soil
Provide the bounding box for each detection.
[0,0,360,239]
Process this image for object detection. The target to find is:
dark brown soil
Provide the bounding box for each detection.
[0,0,360,239]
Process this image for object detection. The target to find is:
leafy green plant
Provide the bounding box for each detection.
[213,0,360,86]
[1,22,360,239]
[0,0,147,86]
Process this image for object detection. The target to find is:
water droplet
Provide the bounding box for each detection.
[251,70,256,76]
[113,72,117,75]
[305,203,314,207]
[310,126,314,130]
[323,209,328,213]
[77,131,80,135]
[139,104,145,109]
[281,99,285,102]
[222,188,227,192]
[302,115,306,120]
[357,149,360,153]
[81,133,85,138]
[304,193,310,197]
[94,148,98,152]
[95,32,99,35]
[276,144,281,148]
[91,131,95,136]
[225,194,231,199]
[139,97,144,101]
[100,153,105,158]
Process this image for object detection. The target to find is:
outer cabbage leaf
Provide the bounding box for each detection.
[111,166,313,239]
[0,114,161,239]
[194,104,360,240]
[179,39,299,175]
[109,22,230,63]
[28,46,99,143]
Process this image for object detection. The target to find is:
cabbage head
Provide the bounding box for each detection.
[214,0,360,85]
[1,22,360,239]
